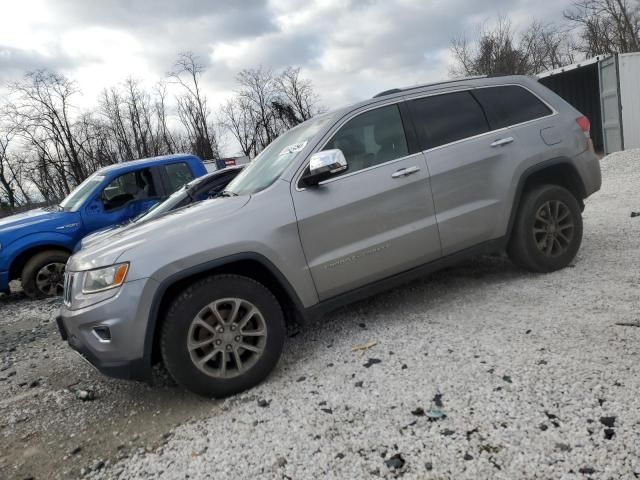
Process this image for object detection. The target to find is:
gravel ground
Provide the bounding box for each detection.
[2,150,639,479]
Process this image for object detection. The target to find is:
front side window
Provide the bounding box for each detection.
[408,91,489,150]
[100,168,157,211]
[472,85,553,130]
[165,162,194,193]
[324,104,409,176]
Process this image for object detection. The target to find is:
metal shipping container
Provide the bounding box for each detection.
[538,52,640,154]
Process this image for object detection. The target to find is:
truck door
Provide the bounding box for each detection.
[81,167,163,233]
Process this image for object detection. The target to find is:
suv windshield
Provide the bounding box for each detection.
[60,174,105,212]
[225,114,334,196]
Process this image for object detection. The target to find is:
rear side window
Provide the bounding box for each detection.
[472,86,552,130]
[165,162,194,193]
[408,91,489,150]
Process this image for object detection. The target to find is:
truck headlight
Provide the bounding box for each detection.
[82,263,129,294]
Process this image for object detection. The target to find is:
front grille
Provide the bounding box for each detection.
[63,273,73,306]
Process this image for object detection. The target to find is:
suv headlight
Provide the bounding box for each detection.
[82,263,129,294]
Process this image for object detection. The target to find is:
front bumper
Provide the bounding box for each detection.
[575,148,602,198]
[56,277,159,381]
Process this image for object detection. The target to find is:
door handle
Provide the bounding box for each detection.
[491,137,515,147]
[391,166,420,178]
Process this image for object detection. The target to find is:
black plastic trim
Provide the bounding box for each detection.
[55,315,68,341]
[398,101,421,155]
[505,158,587,242]
[73,345,147,381]
[142,252,307,370]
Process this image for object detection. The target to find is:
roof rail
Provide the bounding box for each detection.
[372,88,402,98]
[371,75,487,99]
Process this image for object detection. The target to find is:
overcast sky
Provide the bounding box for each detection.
[1,0,575,114]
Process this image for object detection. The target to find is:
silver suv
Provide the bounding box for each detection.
[57,76,601,397]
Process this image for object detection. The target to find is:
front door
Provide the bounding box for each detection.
[82,167,162,233]
[292,103,441,300]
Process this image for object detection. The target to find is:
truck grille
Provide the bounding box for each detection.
[63,273,73,306]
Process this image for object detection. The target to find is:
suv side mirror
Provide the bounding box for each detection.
[301,149,348,187]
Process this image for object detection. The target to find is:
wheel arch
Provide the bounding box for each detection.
[144,253,307,368]
[507,158,587,243]
[9,243,72,282]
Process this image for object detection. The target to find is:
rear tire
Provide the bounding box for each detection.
[21,250,70,298]
[508,184,583,273]
[161,274,285,398]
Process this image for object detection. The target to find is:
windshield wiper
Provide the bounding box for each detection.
[219,190,238,197]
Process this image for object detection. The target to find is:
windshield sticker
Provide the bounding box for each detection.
[279,141,307,156]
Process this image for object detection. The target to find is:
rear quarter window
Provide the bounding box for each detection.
[472,86,553,130]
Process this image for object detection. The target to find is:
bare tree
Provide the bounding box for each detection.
[0,61,324,206]
[236,66,281,151]
[6,70,89,194]
[154,81,177,153]
[450,16,575,77]
[276,67,321,122]
[0,123,27,207]
[168,52,217,159]
[221,97,258,157]
[565,0,640,55]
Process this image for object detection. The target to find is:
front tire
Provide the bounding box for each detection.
[21,250,70,298]
[161,274,285,398]
[508,184,583,273]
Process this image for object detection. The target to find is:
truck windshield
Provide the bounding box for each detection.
[225,114,334,196]
[59,175,105,212]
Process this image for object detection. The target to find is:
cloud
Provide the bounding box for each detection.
[1,0,576,110]
[0,45,78,83]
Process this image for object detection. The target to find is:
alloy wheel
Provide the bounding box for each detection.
[187,298,267,379]
[35,262,66,296]
[533,200,575,257]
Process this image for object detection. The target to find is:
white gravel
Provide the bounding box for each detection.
[13,150,640,479]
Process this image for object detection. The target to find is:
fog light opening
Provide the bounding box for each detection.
[93,326,111,342]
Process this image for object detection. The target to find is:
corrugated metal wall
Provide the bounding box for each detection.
[619,53,640,150]
[539,64,604,152]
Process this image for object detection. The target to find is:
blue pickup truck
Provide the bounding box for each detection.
[0,154,207,298]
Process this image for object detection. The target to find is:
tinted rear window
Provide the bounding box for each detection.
[472,86,552,130]
[408,91,489,150]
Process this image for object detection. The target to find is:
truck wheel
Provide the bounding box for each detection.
[21,250,70,298]
[508,184,583,273]
[161,274,286,398]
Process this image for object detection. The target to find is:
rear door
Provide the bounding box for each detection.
[407,89,521,256]
[291,103,441,300]
[409,86,556,256]
[599,55,623,153]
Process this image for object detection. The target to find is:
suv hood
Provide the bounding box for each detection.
[68,196,250,271]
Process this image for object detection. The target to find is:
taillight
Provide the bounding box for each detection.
[576,116,590,138]
[576,116,595,153]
